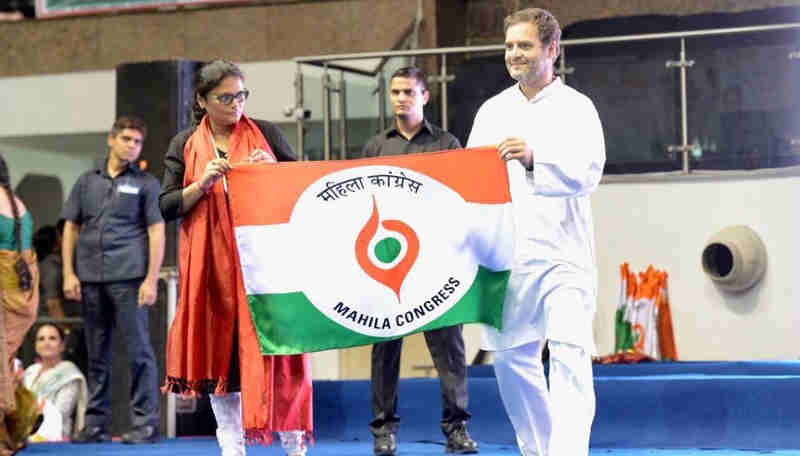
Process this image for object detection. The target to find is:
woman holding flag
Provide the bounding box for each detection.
[159,60,312,456]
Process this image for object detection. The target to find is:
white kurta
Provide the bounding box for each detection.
[467,78,606,351]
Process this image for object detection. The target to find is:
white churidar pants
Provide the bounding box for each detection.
[494,340,595,456]
[209,392,307,456]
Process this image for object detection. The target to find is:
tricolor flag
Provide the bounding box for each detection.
[228,147,514,355]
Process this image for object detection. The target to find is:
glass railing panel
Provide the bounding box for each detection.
[296,56,427,161]
[331,65,378,160]
[686,28,800,170]
[296,24,800,172]
[446,50,509,147]
[566,39,683,174]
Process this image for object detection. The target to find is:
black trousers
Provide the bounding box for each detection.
[370,324,471,437]
[81,280,160,429]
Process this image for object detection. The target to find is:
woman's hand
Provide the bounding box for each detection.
[199,158,232,192]
[249,148,276,163]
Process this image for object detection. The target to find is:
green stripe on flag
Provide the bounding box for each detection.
[248,266,510,355]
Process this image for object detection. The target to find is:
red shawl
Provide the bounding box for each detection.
[163,115,313,443]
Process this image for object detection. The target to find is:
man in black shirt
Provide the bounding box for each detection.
[362,69,461,158]
[363,66,478,456]
[62,116,164,444]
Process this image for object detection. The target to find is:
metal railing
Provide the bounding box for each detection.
[291,21,800,176]
[160,266,179,438]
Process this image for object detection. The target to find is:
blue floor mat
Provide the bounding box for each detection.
[18,362,800,454]
[314,366,800,449]
[18,439,800,455]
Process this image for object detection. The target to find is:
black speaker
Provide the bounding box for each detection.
[116,59,199,268]
[14,173,64,231]
[114,60,216,438]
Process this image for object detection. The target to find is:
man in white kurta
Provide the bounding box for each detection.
[466,8,605,456]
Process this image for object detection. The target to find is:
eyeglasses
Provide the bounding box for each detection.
[213,89,250,105]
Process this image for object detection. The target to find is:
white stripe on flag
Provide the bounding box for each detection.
[235,223,304,295]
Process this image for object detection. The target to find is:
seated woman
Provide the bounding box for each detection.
[22,324,87,441]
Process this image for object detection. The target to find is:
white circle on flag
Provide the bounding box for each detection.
[289,165,479,337]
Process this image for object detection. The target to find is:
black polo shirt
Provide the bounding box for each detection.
[62,157,163,283]
[361,119,462,157]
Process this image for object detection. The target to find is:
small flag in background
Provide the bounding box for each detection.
[227,147,515,355]
[614,263,678,361]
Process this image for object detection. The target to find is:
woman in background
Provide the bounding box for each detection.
[23,323,87,441]
[0,153,40,455]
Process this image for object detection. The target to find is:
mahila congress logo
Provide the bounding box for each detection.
[289,165,477,338]
[355,195,420,302]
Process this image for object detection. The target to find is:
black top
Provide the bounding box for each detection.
[159,119,297,222]
[61,157,163,283]
[361,119,462,158]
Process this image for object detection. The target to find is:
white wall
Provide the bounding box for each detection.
[0,70,115,199]
[0,60,380,136]
[0,144,94,198]
[591,174,800,361]
[0,71,116,137]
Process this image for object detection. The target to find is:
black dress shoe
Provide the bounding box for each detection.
[72,425,110,443]
[374,432,397,456]
[445,422,478,454]
[30,414,44,436]
[121,425,159,444]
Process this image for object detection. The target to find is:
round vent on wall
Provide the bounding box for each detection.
[701,225,767,292]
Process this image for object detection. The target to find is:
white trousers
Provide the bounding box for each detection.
[209,392,307,456]
[494,340,595,456]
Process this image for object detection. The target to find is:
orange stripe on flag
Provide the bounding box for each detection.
[228,147,509,227]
